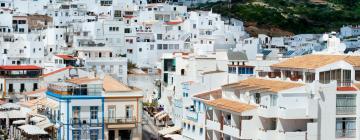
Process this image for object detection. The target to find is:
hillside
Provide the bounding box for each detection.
[192,0,360,36]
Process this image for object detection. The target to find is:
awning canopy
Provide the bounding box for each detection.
[30,116,46,123]
[163,134,182,140]
[19,125,48,135]
[0,110,27,119]
[13,120,26,125]
[157,113,169,120]
[154,111,165,118]
[158,126,181,136]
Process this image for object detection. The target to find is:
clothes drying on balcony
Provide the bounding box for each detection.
[18,125,48,135]
[158,126,181,136]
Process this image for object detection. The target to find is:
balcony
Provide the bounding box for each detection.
[336,106,356,115]
[257,106,278,118]
[71,118,102,128]
[206,119,220,131]
[104,117,136,124]
[336,129,356,138]
[223,125,240,138]
[185,110,198,122]
[278,131,306,140]
[47,82,102,97]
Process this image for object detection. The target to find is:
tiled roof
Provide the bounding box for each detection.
[227,51,248,61]
[23,88,47,95]
[42,66,73,77]
[55,54,76,60]
[0,65,42,70]
[66,77,100,85]
[103,75,132,92]
[271,54,360,69]
[193,89,221,100]
[353,83,360,90]
[205,98,256,113]
[222,78,304,92]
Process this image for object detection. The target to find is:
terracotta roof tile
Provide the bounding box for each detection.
[205,98,256,113]
[103,75,132,92]
[0,65,42,70]
[66,77,100,85]
[271,55,360,69]
[42,66,72,77]
[193,89,222,100]
[222,78,304,92]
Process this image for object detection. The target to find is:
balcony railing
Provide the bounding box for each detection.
[104,117,136,124]
[336,106,356,115]
[336,129,356,138]
[71,118,102,127]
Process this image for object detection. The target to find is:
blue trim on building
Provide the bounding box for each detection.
[101,98,105,139]
[67,99,70,140]
[46,91,104,100]
[58,99,61,140]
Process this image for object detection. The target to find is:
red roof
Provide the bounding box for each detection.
[56,54,76,60]
[42,66,73,77]
[337,86,357,91]
[0,65,42,70]
[166,21,183,25]
[123,15,135,18]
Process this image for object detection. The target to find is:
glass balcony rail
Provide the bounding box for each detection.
[48,83,102,96]
[336,129,356,138]
[336,106,356,115]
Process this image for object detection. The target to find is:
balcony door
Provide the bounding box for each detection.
[126,105,133,119]
[108,106,116,123]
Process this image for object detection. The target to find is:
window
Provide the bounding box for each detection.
[114,10,121,17]
[157,34,163,40]
[163,44,168,50]
[0,3,5,7]
[8,84,13,93]
[178,26,181,30]
[254,93,261,104]
[72,130,81,140]
[20,83,25,92]
[124,28,131,33]
[157,44,162,50]
[33,83,38,91]
[192,125,195,132]
[336,118,356,138]
[90,106,98,119]
[3,49,6,54]
[208,20,212,25]
[200,128,203,134]
[336,94,356,115]
[193,24,196,29]
[238,67,254,74]
[270,94,278,106]
[72,106,80,122]
[228,67,236,74]
[90,130,98,140]
[126,106,133,118]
